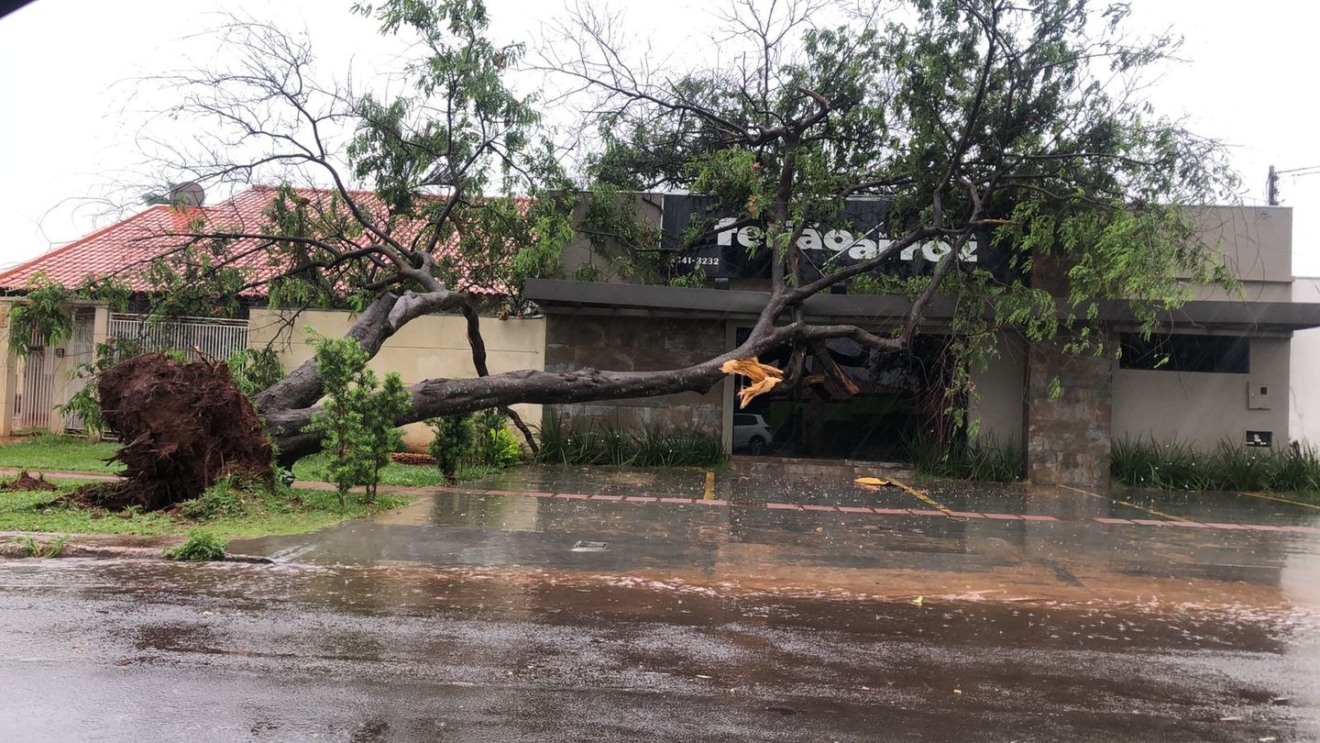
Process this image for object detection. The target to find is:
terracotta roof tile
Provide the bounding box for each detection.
[0,187,505,297]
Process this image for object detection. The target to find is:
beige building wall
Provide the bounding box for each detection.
[0,303,15,437]
[1112,336,1290,451]
[968,333,1027,448]
[1189,206,1293,302]
[248,309,546,450]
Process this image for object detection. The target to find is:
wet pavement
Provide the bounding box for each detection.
[3,465,1320,741]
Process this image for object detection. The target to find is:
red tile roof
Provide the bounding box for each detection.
[0,186,503,297]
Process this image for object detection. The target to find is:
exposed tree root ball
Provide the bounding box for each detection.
[72,353,273,511]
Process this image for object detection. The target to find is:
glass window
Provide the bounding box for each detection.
[1119,333,1249,374]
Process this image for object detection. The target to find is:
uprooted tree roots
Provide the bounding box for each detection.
[71,353,273,511]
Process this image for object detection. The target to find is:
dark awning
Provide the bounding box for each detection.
[524,279,1320,333]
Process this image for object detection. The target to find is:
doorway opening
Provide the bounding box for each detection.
[731,328,960,461]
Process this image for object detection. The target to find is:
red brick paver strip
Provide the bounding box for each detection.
[836,506,875,514]
[556,493,590,500]
[983,513,1021,520]
[871,508,911,516]
[907,509,947,517]
[1094,517,1134,525]
[590,495,624,501]
[693,499,728,506]
[659,497,693,505]
[625,496,658,503]
[801,505,838,512]
[946,511,985,519]
[767,503,802,510]
[1019,515,1058,522]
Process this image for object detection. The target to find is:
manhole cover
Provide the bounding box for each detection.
[571,540,609,552]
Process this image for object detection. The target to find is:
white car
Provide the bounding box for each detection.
[733,413,774,455]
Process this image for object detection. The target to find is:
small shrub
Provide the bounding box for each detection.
[429,414,476,483]
[180,478,254,521]
[10,535,64,558]
[164,530,228,561]
[1269,444,1320,492]
[904,433,1024,482]
[1111,437,1320,493]
[471,409,525,469]
[305,334,412,507]
[1211,439,1271,492]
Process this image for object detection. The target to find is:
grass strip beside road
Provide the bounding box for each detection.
[0,481,412,538]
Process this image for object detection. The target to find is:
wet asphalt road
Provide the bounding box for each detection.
[4,466,1320,741]
[1,558,1317,742]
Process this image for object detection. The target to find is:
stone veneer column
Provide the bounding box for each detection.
[1025,337,1113,488]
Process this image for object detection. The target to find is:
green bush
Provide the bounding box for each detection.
[429,414,476,483]
[164,530,228,561]
[536,414,726,468]
[905,433,1025,482]
[471,409,525,469]
[1111,437,1320,493]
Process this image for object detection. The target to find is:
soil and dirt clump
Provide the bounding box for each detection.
[0,471,60,492]
[71,353,273,511]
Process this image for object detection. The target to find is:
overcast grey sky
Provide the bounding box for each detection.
[2,0,1318,273]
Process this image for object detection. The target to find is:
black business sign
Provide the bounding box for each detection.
[660,194,989,281]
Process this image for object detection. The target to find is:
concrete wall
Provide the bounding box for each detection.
[1113,336,1290,451]
[560,193,666,283]
[248,309,545,450]
[1194,206,1292,283]
[968,333,1027,448]
[542,313,728,435]
[1290,278,1320,446]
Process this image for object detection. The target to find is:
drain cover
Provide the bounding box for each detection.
[571,540,609,552]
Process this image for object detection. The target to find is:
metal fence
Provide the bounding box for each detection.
[107,313,250,362]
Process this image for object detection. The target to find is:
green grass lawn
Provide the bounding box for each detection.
[0,435,509,540]
[0,480,411,538]
[0,435,122,474]
[0,437,480,488]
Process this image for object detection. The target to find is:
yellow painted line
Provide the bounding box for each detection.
[1235,490,1320,511]
[1055,483,1190,522]
[703,470,716,501]
[891,478,953,514]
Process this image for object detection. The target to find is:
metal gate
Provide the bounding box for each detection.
[14,342,55,431]
[61,309,97,431]
[107,313,249,362]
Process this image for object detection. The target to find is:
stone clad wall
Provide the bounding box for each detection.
[543,314,727,433]
[1026,337,1113,488]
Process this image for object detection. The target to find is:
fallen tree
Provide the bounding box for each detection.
[11,0,1238,472]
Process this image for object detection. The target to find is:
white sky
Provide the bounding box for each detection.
[1,0,1318,274]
